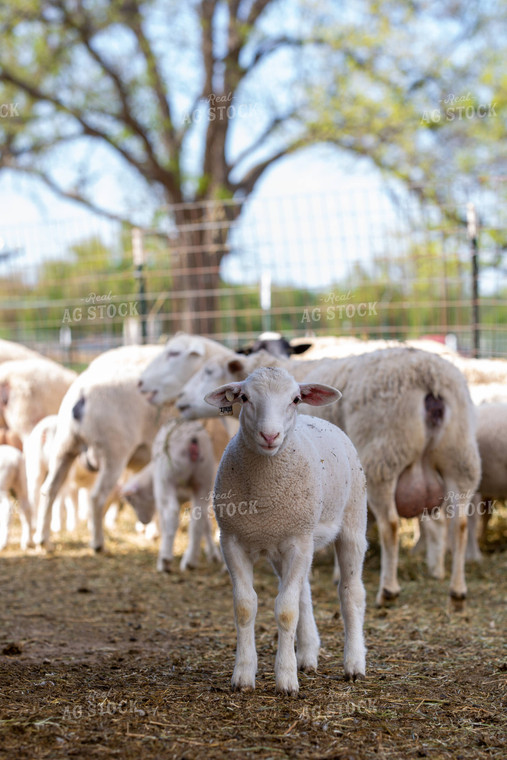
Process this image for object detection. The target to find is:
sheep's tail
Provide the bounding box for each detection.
[72,395,86,422]
[424,393,445,429]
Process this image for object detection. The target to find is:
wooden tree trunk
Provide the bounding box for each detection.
[170,202,239,335]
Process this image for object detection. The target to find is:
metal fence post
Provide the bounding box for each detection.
[467,203,479,358]
[132,227,147,344]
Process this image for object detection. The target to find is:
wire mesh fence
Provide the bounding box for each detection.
[0,177,506,366]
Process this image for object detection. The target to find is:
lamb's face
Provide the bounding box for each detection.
[137,335,208,405]
[237,369,302,456]
[177,356,248,420]
[205,367,342,457]
[177,360,232,419]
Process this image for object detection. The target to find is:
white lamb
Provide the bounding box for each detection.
[205,367,367,695]
[0,445,33,550]
[121,420,220,572]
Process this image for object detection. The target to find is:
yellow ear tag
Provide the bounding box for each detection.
[225,390,235,402]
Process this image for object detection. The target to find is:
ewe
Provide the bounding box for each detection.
[205,367,367,695]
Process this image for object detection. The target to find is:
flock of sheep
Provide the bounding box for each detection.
[0,332,505,694]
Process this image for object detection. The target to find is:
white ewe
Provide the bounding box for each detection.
[205,367,367,695]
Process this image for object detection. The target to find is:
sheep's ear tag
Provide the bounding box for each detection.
[220,389,236,414]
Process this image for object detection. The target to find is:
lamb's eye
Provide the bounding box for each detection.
[293,396,301,405]
[240,394,249,403]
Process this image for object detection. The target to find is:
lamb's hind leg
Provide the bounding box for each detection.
[296,577,320,672]
[154,476,181,572]
[272,555,320,673]
[335,524,367,681]
[88,456,128,551]
[182,488,220,571]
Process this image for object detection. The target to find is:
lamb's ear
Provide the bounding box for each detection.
[204,382,244,408]
[227,357,246,376]
[299,383,342,406]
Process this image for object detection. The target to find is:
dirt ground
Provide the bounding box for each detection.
[0,506,505,760]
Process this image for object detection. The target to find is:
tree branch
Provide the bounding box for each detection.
[10,165,131,223]
[0,66,182,200]
[228,110,297,172]
[60,0,181,200]
[232,147,293,196]
[123,1,178,157]
[245,0,272,26]
[200,0,218,99]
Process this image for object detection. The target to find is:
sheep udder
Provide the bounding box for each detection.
[394,393,445,519]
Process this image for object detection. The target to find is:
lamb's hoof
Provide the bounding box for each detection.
[231,682,255,693]
[275,669,300,696]
[231,675,255,692]
[180,557,197,572]
[157,558,172,573]
[449,591,467,612]
[275,683,299,696]
[297,652,318,673]
[93,545,104,554]
[344,671,366,682]
[428,567,445,580]
[376,588,399,607]
[35,539,55,554]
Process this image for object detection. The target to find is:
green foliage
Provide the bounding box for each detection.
[304,0,506,200]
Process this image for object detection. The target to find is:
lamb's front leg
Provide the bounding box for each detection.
[274,536,313,695]
[220,533,257,691]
